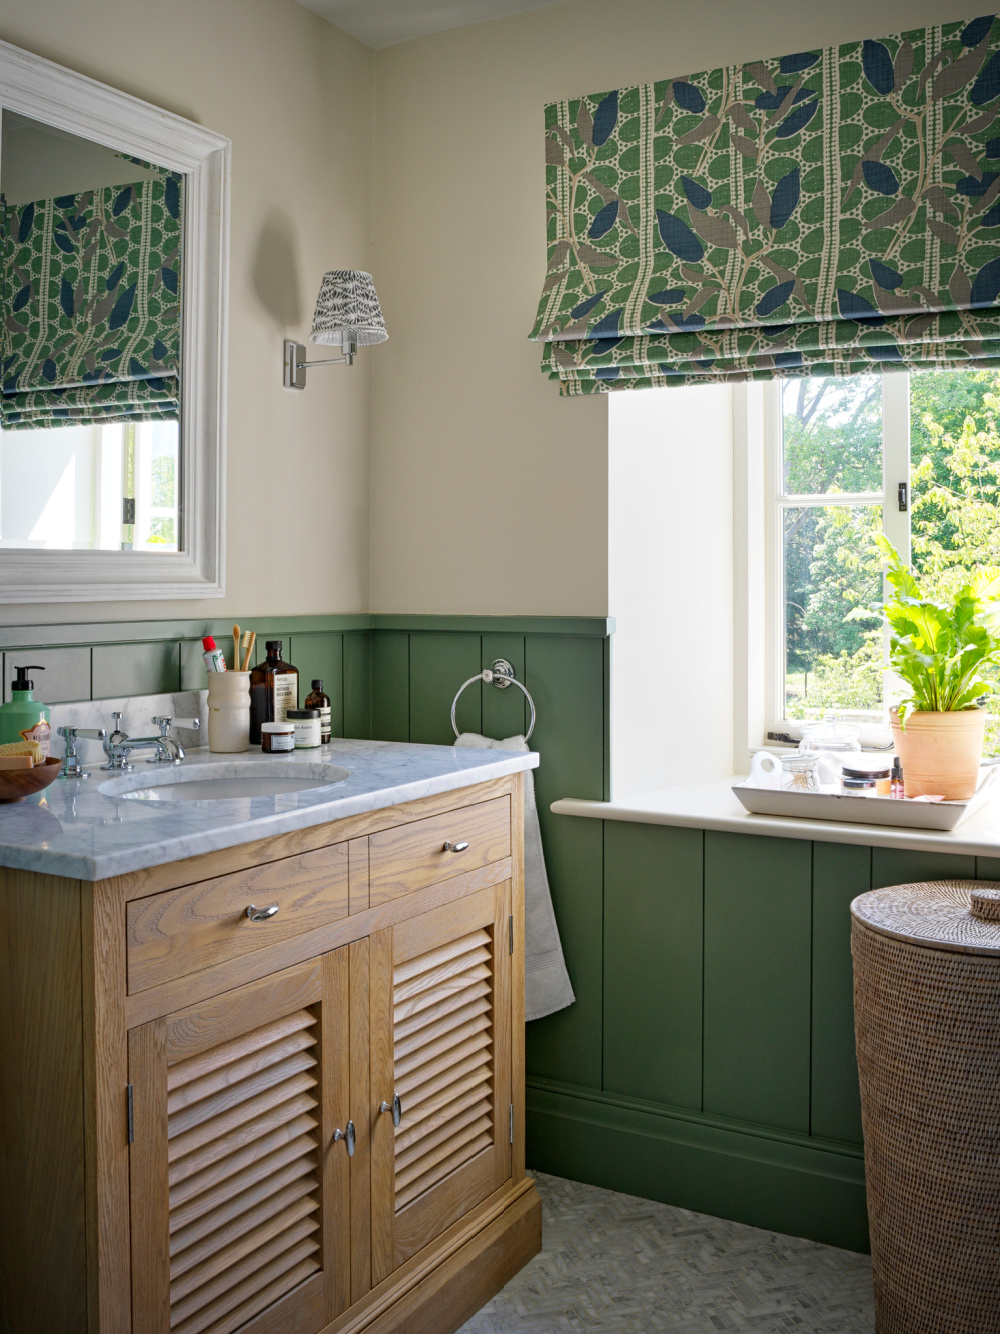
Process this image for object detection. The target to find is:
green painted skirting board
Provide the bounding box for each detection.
[526,1081,869,1254]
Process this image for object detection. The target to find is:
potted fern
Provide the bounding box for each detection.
[878,537,1000,799]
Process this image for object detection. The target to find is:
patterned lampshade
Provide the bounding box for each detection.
[309,270,388,347]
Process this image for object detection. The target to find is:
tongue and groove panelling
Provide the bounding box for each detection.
[370,620,611,1095]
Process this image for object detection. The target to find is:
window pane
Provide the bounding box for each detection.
[909,367,1000,750]
[782,376,883,495]
[784,504,883,721]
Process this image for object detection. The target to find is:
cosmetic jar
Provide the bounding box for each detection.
[288,708,321,749]
[842,759,892,797]
[260,720,294,753]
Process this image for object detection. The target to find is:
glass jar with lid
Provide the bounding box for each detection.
[798,710,862,756]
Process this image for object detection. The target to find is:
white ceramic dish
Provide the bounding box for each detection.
[733,767,998,831]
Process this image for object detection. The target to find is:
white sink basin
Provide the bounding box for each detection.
[99,760,350,802]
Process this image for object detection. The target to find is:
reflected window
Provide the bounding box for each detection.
[0,110,182,553]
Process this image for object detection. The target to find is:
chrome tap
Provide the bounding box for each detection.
[101,712,185,772]
[148,714,200,762]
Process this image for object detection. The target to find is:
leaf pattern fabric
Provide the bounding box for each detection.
[529,18,1000,393]
[1,173,182,428]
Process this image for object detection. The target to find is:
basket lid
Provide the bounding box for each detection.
[851,880,1000,956]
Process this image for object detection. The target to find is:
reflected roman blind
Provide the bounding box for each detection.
[1,168,183,428]
[529,16,1000,393]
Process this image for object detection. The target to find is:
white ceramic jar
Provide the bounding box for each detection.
[207,671,251,753]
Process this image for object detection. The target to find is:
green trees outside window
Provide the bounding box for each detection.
[782,369,1000,746]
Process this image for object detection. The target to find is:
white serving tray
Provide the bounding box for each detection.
[733,768,997,832]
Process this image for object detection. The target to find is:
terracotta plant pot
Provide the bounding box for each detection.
[890,708,987,800]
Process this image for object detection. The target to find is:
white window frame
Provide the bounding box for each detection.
[0,39,229,601]
[734,373,912,764]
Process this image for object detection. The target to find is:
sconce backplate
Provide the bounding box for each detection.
[283,340,307,390]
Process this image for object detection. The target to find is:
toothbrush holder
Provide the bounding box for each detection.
[207,671,250,753]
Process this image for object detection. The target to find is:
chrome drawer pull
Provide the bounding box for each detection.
[334,1121,356,1156]
[246,904,279,922]
[443,840,469,853]
[379,1094,403,1127]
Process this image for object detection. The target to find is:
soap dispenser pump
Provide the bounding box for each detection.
[0,665,51,755]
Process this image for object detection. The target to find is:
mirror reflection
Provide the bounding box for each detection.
[1,112,183,551]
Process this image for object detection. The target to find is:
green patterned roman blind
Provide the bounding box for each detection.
[529,16,1000,394]
[1,169,183,429]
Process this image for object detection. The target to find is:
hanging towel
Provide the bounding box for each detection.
[454,732,575,1021]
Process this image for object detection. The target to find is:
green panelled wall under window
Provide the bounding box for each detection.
[3,612,992,1253]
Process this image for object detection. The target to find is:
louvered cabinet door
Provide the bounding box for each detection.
[128,955,351,1334]
[370,882,512,1283]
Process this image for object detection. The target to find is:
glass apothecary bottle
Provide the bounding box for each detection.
[249,640,299,744]
[304,679,332,744]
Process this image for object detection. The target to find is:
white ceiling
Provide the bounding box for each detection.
[295,0,567,49]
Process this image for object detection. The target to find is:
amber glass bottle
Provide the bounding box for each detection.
[304,679,332,744]
[249,640,299,744]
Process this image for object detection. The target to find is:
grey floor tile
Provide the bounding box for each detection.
[457,1173,874,1334]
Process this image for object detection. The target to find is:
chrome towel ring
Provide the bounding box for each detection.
[450,658,536,742]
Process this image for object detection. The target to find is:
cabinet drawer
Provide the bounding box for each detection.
[126,841,350,992]
[368,795,510,907]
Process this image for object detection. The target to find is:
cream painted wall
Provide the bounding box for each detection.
[370,0,968,616]
[0,0,373,625]
[609,385,734,796]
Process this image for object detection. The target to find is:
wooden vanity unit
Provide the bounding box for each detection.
[0,773,541,1334]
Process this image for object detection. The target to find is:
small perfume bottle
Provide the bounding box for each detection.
[304,679,332,744]
[890,757,905,798]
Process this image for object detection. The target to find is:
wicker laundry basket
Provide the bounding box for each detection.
[851,881,1000,1334]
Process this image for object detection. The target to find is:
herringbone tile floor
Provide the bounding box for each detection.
[458,1173,875,1333]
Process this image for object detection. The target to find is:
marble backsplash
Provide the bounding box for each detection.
[46,690,209,764]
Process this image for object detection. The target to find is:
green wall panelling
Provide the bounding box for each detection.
[811,842,868,1145]
[3,648,90,704]
[870,847,976,888]
[342,630,371,739]
[523,634,607,1092]
[703,833,812,1133]
[372,615,614,637]
[0,614,373,652]
[180,639,207,690]
[525,1084,868,1252]
[371,632,409,741]
[603,823,703,1110]
[975,856,1000,881]
[92,641,180,699]
[481,634,528,739]
[408,633,482,744]
[289,634,345,738]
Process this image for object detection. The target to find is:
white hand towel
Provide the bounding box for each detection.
[454,732,576,1021]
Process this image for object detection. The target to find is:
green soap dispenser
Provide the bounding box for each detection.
[0,665,51,756]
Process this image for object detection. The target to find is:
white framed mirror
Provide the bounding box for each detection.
[0,39,229,601]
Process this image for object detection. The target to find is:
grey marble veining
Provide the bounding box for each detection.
[0,739,538,881]
[48,690,208,761]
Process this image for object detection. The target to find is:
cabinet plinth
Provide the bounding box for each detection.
[0,775,539,1334]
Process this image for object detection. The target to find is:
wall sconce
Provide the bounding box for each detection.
[283,269,388,389]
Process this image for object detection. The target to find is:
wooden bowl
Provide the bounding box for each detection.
[0,756,63,802]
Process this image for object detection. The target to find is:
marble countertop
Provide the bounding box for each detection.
[0,741,538,881]
[552,775,1000,860]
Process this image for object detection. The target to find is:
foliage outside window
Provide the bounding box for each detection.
[776,369,1000,749]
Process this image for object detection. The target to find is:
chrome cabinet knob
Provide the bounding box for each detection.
[246,904,279,922]
[379,1094,402,1127]
[334,1121,356,1156]
[443,840,470,853]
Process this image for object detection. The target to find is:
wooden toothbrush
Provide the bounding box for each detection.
[232,624,240,670]
[241,631,256,672]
